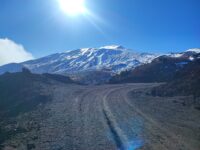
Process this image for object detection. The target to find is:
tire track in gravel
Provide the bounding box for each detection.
[100,84,150,150]
[123,90,189,150]
[72,84,132,150]
[105,85,171,150]
[47,83,196,150]
[102,104,126,150]
[71,86,119,150]
[102,87,130,150]
[107,85,192,150]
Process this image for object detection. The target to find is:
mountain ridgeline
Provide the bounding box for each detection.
[0,45,199,97]
[109,51,199,83]
[0,45,158,84]
[0,45,158,75]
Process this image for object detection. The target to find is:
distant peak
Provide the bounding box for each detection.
[80,48,91,52]
[186,48,200,53]
[100,45,125,50]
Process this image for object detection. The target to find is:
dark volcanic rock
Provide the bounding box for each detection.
[152,58,200,98]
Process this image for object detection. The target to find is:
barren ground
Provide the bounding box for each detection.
[2,83,200,150]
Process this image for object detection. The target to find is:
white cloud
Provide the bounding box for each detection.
[0,38,34,66]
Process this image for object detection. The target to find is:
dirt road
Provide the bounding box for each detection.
[3,83,200,150]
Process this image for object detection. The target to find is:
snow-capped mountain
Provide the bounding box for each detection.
[0,45,158,75]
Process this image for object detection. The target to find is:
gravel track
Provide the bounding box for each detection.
[3,83,200,150]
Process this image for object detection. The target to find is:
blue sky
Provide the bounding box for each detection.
[0,0,199,58]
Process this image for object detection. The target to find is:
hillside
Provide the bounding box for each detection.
[0,68,74,118]
[0,68,74,145]
[110,50,200,83]
[151,58,200,98]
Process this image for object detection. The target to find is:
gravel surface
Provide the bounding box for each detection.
[2,83,200,150]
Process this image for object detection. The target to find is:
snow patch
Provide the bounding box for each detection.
[168,53,183,58]
[100,45,125,50]
[189,56,194,61]
[186,48,200,53]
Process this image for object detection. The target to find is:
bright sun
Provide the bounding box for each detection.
[58,0,87,16]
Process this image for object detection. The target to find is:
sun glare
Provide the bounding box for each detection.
[58,0,87,16]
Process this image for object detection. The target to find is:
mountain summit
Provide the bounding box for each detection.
[99,45,126,50]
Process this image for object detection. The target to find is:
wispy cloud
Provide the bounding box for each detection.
[0,38,34,66]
